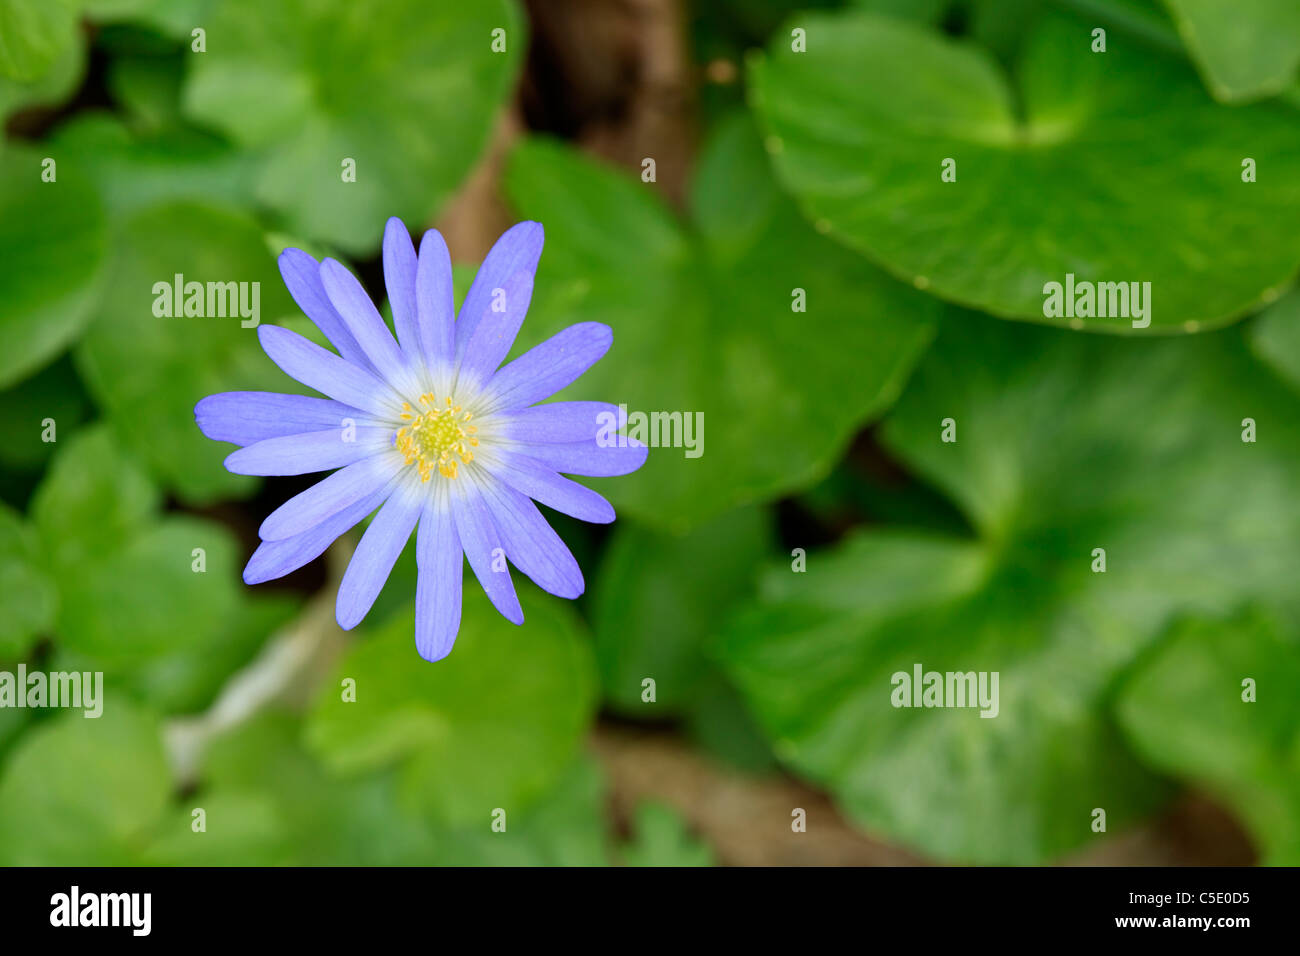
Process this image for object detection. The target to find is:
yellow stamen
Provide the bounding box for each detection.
[394,394,479,481]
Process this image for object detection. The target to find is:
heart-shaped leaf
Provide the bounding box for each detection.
[749,9,1300,329]
[719,314,1300,862]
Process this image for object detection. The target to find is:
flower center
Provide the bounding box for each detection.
[395,394,478,481]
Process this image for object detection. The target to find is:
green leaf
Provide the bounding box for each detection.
[966,0,1047,62]
[30,424,159,569]
[619,801,714,867]
[593,507,774,713]
[182,0,524,253]
[0,355,91,471]
[684,673,779,774]
[74,201,297,503]
[0,707,30,761]
[0,144,108,388]
[719,315,1300,863]
[0,502,56,659]
[85,0,213,39]
[30,425,243,665]
[305,587,598,827]
[0,700,170,865]
[1117,610,1300,865]
[0,0,77,82]
[119,593,300,715]
[208,712,609,865]
[142,790,292,866]
[204,713,443,865]
[1249,289,1300,394]
[0,31,83,118]
[1058,0,1182,52]
[750,9,1300,330]
[106,50,185,131]
[50,593,297,717]
[1162,0,1300,102]
[432,757,611,866]
[55,516,242,664]
[50,114,259,224]
[852,0,952,22]
[506,116,937,528]
[82,0,174,20]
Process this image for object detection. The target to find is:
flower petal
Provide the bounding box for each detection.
[456,270,535,390]
[336,478,423,630]
[454,221,544,364]
[482,448,615,523]
[224,427,394,476]
[319,258,417,396]
[195,391,375,447]
[450,475,523,625]
[258,324,403,418]
[511,437,648,477]
[416,229,455,373]
[278,248,373,370]
[415,487,463,662]
[259,453,404,541]
[243,479,393,585]
[481,322,612,414]
[382,217,422,360]
[475,474,583,599]
[495,401,624,444]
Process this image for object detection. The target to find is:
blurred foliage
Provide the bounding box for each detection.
[0,699,170,865]
[1160,0,1300,102]
[74,201,296,502]
[619,801,715,866]
[1250,289,1300,394]
[593,505,773,714]
[0,32,84,116]
[720,315,1300,862]
[0,0,78,83]
[305,592,597,828]
[0,144,107,387]
[0,0,1297,867]
[1118,609,1300,866]
[507,116,936,526]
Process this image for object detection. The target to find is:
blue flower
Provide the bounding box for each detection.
[196,219,646,660]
